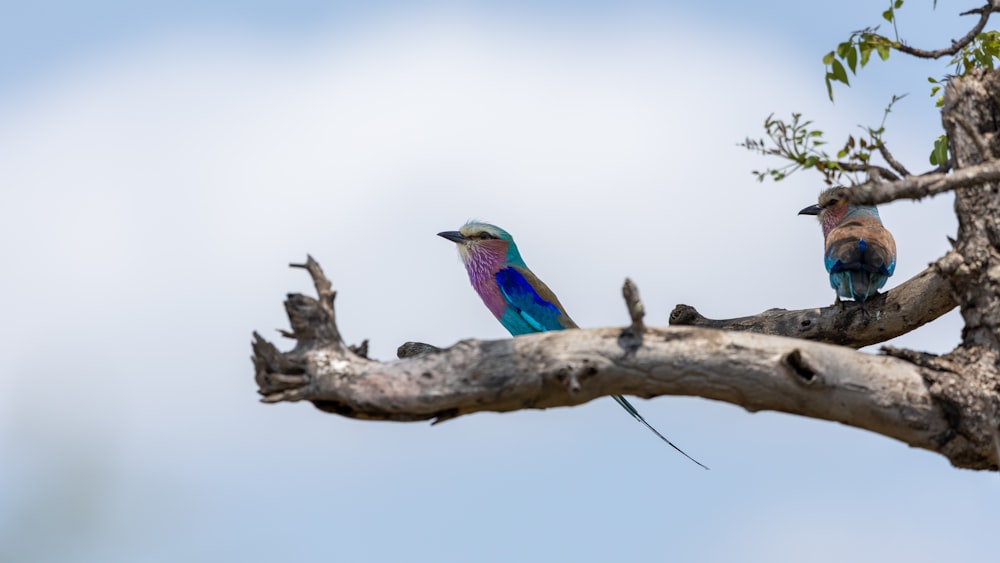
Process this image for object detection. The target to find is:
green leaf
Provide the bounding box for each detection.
[882,8,894,22]
[825,75,834,101]
[876,43,891,60]
[831,60,850,85]
[846,45,858,73]
[859,42,873,66]
[894,0,904,8]
[930,135,949,165]
[822,51,835,65]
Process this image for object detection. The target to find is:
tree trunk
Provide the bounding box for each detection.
[921,69,1000,469]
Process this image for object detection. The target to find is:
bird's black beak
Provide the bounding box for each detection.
[437,231,467,244]
[798,204,822,216]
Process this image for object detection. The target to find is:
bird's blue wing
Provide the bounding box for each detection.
[495,267,565,332]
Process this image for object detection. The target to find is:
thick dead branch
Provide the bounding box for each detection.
[669,258,958,349]
[252,257,997,470]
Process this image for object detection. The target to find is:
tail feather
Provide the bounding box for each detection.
[612,394,709,470]
[849,270,871,301]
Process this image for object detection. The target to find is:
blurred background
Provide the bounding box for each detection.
[2,1,997,562]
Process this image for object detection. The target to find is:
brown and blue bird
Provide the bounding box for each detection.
[439,221,707,469]
[799,187,896,303]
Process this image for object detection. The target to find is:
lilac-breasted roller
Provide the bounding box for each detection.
[799,187,897,303]
[439,221,707,469]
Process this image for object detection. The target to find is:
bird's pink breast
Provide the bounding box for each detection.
[463,242,509,319]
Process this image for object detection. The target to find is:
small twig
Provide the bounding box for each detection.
[290,255,336,314]
[877,142,912,177]
[832,161,901,182]
[622,278,646,335]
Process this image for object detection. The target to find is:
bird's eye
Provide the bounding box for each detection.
[478,232,494,240]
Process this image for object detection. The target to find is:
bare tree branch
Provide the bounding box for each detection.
[847,158,1000,205]
[892,3,998,59]
[669,257,958,349]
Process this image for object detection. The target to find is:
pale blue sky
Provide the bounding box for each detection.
[1,2,997,562]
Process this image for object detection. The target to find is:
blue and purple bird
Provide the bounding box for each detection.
[799,187,896,303]
[439,221,707,469]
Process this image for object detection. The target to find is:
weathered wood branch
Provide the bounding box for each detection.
[252,258,997,470]
[669,256,959,348]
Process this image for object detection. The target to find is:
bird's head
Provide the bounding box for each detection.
[799,187,864,236]
[437,221,524,268]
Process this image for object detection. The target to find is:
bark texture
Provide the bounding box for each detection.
[253,70,1000,471]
